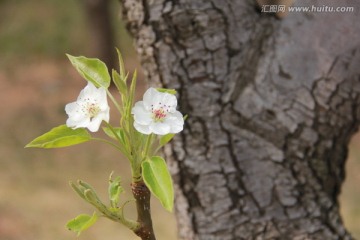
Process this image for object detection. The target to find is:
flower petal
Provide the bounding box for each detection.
[134,122,152,135]
[132,101,152,125]
[101,107,110,123]
[97,87,109,109]
[65,82,110,132]
[66,116,90,129]
[65,102,82,119]
[87,115,104,132]
[78,82,95,101]
[143,87,177,113]
[65,102,78,113]
[143,88,161,110]
[149,122,171,135]
[159,93,177,111]
[165,111,184,133]
[132,87,184,135]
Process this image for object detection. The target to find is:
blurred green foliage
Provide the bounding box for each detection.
[0,0,134,67]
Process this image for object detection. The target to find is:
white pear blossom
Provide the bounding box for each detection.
[65,82,110,132]
[131,88,184,135]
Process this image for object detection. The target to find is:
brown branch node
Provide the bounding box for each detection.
[131,181,156,240]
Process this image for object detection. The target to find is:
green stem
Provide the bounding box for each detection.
[118,200,140,231]
[143,134,153,158]
[153,145,162,155]
[130,159,142,182]
[91,138,122,152]
[85,190,139,230]
[129,134,153,183]
[104,122,129,154]
[106,89,122,114]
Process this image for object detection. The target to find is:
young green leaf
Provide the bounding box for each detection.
[108,174,124,208]
[129,70,137,107]
[69,181,86,200]
[116,48,126,80]
[25,125,91,148]
[66,54,110,88]
[156,88,177,95]
[112,69,127,95]
[159,133,175,147]
[102,127,126,144]
[142,156,174,212]
[66,212,98,236]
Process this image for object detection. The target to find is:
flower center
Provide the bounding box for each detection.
[152,108,167,122]
[86,103,100,119]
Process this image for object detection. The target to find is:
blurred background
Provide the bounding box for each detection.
[0,0,176,239]
[0,0,358,239]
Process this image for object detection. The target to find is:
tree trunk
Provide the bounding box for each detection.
[120,0,360,239]
[82,0,116,70]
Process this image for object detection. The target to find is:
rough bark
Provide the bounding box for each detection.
[120,0,360,239]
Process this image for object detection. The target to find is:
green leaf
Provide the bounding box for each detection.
[159,133,175,147]
[156,88,177,95]
[66,212,98,236]
[129,70,137,106]
[69,181,86,200]
[66,54,110,88]
[108,173,124,208]
[142,156,174,212]
[116,48,126,80]
[70,180,103,205]
[112,69,127,95]
[102,127,126,144]
[25,125,91,148]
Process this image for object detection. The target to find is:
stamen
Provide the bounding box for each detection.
[85,102,101,120]
[152,107,167,122]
